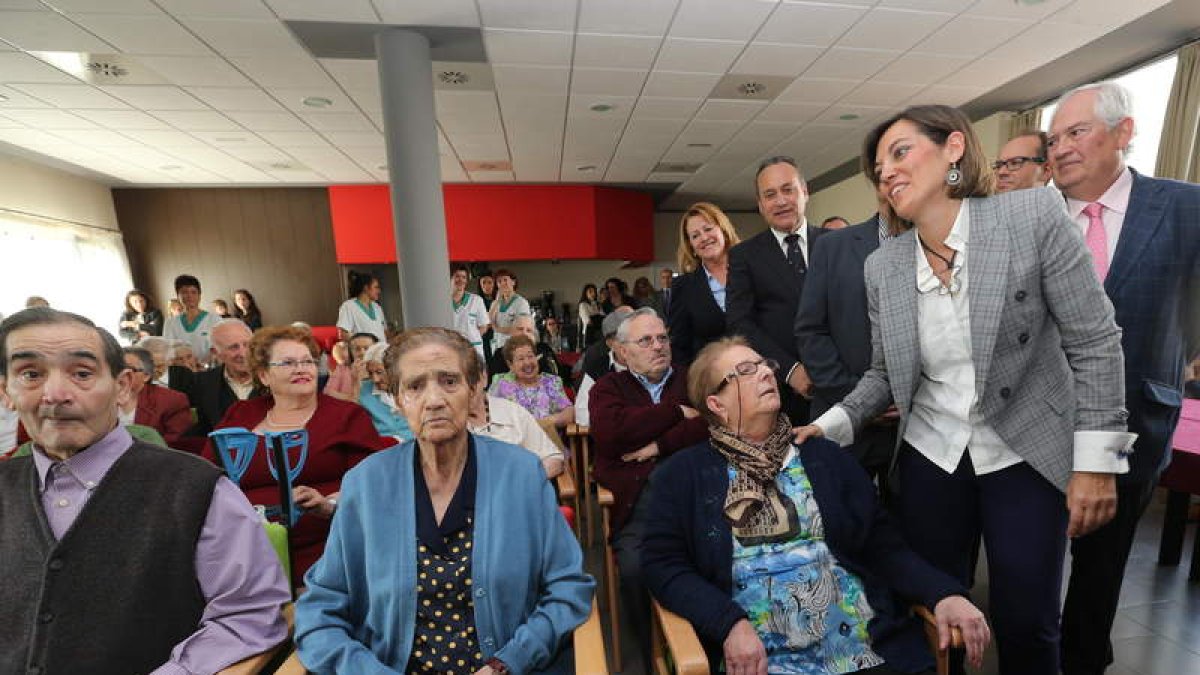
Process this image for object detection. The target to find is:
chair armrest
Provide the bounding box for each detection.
[567,423,590,437]
[575,599,609,675]
[653,600,709,675]
[596,486,614,507]
[215,603,295,675]
[556,467,577,500]
[913,604,963,649]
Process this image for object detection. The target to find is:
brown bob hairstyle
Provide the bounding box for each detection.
[248,326,320,376]
[861,105,995,222]
[676,202,742,273]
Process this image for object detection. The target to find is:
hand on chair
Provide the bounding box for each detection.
[723,619,767,675]
[933,595,990,669]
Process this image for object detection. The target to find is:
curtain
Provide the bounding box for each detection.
[0,211,134,336]
[1154,42,1200,181]
[1008,108,1043,140]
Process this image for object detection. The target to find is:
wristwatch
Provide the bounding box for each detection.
[486,657,509,674]
[326,497,338,512]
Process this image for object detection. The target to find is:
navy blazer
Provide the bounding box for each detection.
[642,437,966,673]
[667,267,728,366]
[1103,171,1200,482]
[795,216,882,417]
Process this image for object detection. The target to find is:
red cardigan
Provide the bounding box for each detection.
[588,368,707,531]
[135,383,192,447]
[203,393,395,585]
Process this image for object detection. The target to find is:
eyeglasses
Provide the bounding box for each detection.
[268,358,319,370]
[992,156,1045,172]
[712,358,778,394]
[624,333,670,349]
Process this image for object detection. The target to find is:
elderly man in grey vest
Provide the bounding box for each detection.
[0,308,290,675]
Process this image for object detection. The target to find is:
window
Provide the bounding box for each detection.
[1040,54,1178,177]
[0,212,134,337]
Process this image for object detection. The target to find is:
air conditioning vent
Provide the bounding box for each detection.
[653,162,702,174]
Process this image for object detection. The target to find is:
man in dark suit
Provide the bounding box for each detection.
[170,319,259,452]
[1050,81,1200,675]
[727,155,825,423]
[795,211,898,489]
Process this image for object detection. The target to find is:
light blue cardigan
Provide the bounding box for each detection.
[294,435,595,674]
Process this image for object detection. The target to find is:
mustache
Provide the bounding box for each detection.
[38,405,84,421]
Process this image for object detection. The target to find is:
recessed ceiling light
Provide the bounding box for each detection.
[214,136,247,143]
[270,162,294,170]
[302,96,333,108]
[838,113,860,121]
[577,164,597,172]
[686,143,713,148]
[589,103,614,112]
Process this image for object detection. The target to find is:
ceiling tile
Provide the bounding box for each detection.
[468,170,515,183]
[875,0,971,11]
[632,96,703,119]
[224,110,309,131]
[227,55,337,88]
[485,29,573,66]
[566,93,636,118]
[255,130,331,147]
[155,0,275,19]
[938,56,1035,90]
[320,131,384,147]
[135,55,256,87]
[269,88,358,114]
[574,33,662,70]
[570,68,647,96]
[371,0,480,27]
[675,119,744,147]
[118,129,206,145]
[775,76,858,104]
[999,21,1104,61]
[0,52,81,83]
[99,85,208,110]
[0,84,55,107]
[731,43,823,77]
[478,0,576,31]
[733,120,796,143]
[346,88,381,113]
[177,18,303,56]
[151,109,241,130]
[913,15,1032,58]
[756,101,826,124]
[578,0,679,36]
[185,86,283,111]
[0,10,114,52]
[8,83,130,108]
[263,0,379,22]
[755,2,868,46]
[1049,0,1170,27]
[842,80,921,107]
[669,0,774,41]
[0,108,97,129]
[47,0,163,14]
[623,116,688,139]
[872,53,972,86]
[497,93,567,125]
[813,103,890,126]
[320,58,380,90]
[909,83,987,107]
[967,0,1071,20]
[643,71,721,98]
[50,127,143,146]
[837,8,951,52]
[298,111,375,131]
[0,127,75,148]
[69,13,210,55]
[73,109,173,129]
[187,130,263,145]
[694,99,767,122]
[654,38,743,74]
[801,47,899,80]
[492,65,569,95]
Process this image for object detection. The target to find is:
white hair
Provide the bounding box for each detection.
[1055,80,1135,155]
[513,314,539,342]
[615,307,661,343]
[363,340,389,364]
[136,335,169,359]
[213,317,251,333]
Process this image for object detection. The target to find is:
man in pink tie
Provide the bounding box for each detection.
[1049,80,1200,675]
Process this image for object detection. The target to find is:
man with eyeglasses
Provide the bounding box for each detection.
[119,346,191,447]
[589,307,708,661]
[993,131,1051,193]
[1049,80,1200,675]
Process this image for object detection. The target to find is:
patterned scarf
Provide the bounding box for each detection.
[708,414,800,544]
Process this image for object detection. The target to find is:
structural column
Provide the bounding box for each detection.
[375,28,452,330]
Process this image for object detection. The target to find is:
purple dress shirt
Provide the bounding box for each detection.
[31,425,291,674]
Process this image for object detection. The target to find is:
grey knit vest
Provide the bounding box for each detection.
[0,441,221,675]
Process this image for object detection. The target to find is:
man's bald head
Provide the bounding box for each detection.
[210,319,253,378]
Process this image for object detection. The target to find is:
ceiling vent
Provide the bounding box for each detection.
[462,160,512,171]
[432,61,494,91]
[653,162,702,174]
[709,74,793,101]
[30,52,166,85]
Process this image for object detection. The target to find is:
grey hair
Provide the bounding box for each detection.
[0,307,124,377]
[616,307,661,343]
[513,314,539,342]
[362,340,389,364]
[168,340,193,360]
[136,335,170,359]
[122,346,155,375]
[213,317,251,333]
[1056,80,1135,155]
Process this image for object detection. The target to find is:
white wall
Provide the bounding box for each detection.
[0,154,118,231]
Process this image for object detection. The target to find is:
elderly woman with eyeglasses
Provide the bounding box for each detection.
[642,337,990,675]
[294,328,594,674]
[205,325,393,585]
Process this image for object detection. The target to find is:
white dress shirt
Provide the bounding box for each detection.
[815,199,1131,475]
[768,218,810,266]
[471,395,564,464]
[1065,166,1132,265]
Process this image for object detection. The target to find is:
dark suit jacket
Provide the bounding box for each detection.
[1103,170,1200,482]
[795,216,881,417]
[169,366,257,441]
[134,383,192,447]
[667,267,728,366]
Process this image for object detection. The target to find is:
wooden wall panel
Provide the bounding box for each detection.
[114,187,343,328]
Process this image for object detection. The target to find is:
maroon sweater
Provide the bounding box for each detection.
[589,368,707,531]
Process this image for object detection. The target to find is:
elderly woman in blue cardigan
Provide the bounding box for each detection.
[642,337,990,675]
[295,328,594,674]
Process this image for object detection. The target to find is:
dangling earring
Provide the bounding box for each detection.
[945,161,962,187]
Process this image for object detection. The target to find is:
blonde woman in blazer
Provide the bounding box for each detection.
[795,105,1133,675]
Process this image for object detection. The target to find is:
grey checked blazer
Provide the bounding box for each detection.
[838,187,1128,492]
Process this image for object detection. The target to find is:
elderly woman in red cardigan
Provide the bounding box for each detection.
[205,325,393,585]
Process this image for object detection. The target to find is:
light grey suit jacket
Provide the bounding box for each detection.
[838,187,1128,491]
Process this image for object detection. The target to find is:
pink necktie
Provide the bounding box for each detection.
[1083,202,1108,281]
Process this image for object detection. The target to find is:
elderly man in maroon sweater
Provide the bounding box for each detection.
[589,307,707,661]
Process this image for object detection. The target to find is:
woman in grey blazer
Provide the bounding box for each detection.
[795,105,1133,675]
